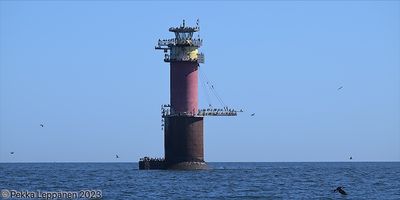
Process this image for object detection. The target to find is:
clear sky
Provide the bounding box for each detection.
[0,1,399,162]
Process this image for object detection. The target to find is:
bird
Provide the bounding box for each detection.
[251,113,255,116]
[10,152,14,155]
[333,186,347,195]
[115,155,119,159]
[349,156,353,160]
[337,86,343,90]
[40,124,44,127]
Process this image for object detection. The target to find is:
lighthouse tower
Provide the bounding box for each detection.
[156,20,206,169]
[139,20,239,170]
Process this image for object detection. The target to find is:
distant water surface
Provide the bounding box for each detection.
[1,162,399,199]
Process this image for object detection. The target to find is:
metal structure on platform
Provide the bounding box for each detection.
[139,20,240,170]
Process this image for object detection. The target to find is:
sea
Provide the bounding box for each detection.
[1,162,399,199]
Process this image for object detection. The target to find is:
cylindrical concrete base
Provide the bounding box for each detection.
[164,116,205,169]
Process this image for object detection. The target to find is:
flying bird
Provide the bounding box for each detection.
[40,124,44,127]
[333,186,347,195]
[337,86,343,90]
[251,113,255,116]
[10,152,14,155]
[349,156,353,160]
[115,155,119,159]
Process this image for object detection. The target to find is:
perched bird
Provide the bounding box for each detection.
[251,113,255,116]
[115,155,119,159]
[337,86,343,90]
[40,124,44,127]
[333,186,347,195]
[10,152,14,155]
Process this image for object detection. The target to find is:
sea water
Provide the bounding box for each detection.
[1,162,399,199]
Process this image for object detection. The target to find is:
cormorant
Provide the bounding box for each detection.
[251,113,255,116]
[116,155,119,159]
[349,156,353,160]
[40,124,44,127]
[333,186,347,195]
[10,152,14,155]
[337,86,343,90]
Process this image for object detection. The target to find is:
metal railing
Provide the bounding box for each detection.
[157,38,202,47]
[161,105,242,117]
[197,109,239,116]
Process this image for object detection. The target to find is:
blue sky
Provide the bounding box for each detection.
[0,1,399,162]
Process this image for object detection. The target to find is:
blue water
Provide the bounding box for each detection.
[1,162,399,199]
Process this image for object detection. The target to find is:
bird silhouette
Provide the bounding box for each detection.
[349,156,353,160]
[115,155,119,159]
[10,152,14,155]
[251,113,255,116]
[337,86,343,90]
[333,186,347,195]
[40,124,44,127]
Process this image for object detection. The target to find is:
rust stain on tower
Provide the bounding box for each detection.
[139,20,240,170]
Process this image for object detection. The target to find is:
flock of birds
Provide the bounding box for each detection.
[7,86,350,195]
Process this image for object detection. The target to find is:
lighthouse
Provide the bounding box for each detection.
[139,20,239,170]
